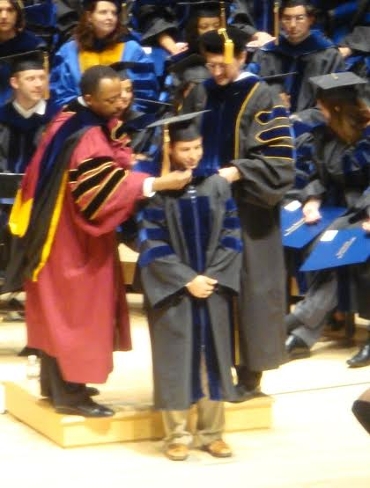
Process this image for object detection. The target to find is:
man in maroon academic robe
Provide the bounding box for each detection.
[5,65,191,417]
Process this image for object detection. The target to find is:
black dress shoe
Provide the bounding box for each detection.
[347,343,370,368]
[285,334,310,360]
[55,398,115,417]
[230,383,265,403]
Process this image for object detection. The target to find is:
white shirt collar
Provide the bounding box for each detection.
[77,96,87,107]
[12,99,47,118]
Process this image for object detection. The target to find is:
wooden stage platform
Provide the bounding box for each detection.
[4,382,272,448]
[1,280,273,448]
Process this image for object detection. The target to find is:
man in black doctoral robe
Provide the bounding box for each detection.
[181,27,295,395]
[138,111,243,461]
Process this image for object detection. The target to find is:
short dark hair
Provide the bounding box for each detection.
[279,0,316,17]
[80,65,120,96]
[199,26,249,57]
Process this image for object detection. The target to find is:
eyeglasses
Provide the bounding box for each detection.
[205,62,228,71]
[281,14,308,24]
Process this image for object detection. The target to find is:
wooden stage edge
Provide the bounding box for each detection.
[3,381,273,448]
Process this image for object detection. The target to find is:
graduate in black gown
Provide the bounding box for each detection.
[0,50,59,346]
[284,73,370,360]
[138,112,242,461]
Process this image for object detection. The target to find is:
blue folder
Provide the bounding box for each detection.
[300,228,370,272]
[281,204,347,249]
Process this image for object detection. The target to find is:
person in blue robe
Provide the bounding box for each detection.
[50,0,159,111]
[251,0,345,128]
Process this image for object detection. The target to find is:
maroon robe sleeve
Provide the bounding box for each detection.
[68,126,148,235]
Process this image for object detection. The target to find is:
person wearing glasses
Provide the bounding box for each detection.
[181,26,295,399]
[251,0,345,129]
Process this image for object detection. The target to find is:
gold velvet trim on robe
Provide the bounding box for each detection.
[31,171,69,281]
[8,189,33,237]
[79,43,125,73]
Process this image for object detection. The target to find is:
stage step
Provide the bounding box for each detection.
[4,381,273,448]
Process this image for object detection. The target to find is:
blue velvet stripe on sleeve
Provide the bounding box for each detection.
[141,207,166,222]
[262,145,297,159]
[223,216,241,230]
[225,198,237,213]
[138,227,169,243]
[138,245,174,267]
[221,236,243,252]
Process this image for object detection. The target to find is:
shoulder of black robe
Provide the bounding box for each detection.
[341,26,370,53]
[259,31,337,56]
[229,0,257,36]
[132,2,179,44]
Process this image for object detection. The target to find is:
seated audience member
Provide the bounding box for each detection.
[0,51,59,339]
[166,2,237,109]
[251,0,345,128]
[50,0,158,110]
[285,72,370,360]
[0,51,59,174]
[312,1,370,45]
[131,0,188,56]
[137,112,243,461]
[0,0,45,104]
[230,0,276,47]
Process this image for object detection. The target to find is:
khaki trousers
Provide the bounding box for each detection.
[161,354,225,447]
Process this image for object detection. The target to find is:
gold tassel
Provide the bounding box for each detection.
[121,2,128,26]
[161,125,171,176]
[274,1,280,45]
[43,51,50,99]
[219,1,234,63]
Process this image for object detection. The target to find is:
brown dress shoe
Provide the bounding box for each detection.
[165,443,189,461]
[203,439,232,458]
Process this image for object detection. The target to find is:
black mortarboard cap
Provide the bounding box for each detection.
[309,72,368,100]
[168,53,208,83]
[146,111,207,174]
[11,50,44,75]
[146,111,207,142]
[178,1,232,17]
[0,50,45,77]
[199,25,250,56]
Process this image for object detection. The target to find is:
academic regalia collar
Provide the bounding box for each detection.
[205,70,259,95]
[13,99,47,118]
[91,36,126,52]
[260,30,336,57]
[0,30,45,55]
[162,167,218,195]
[66,96,110,127]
